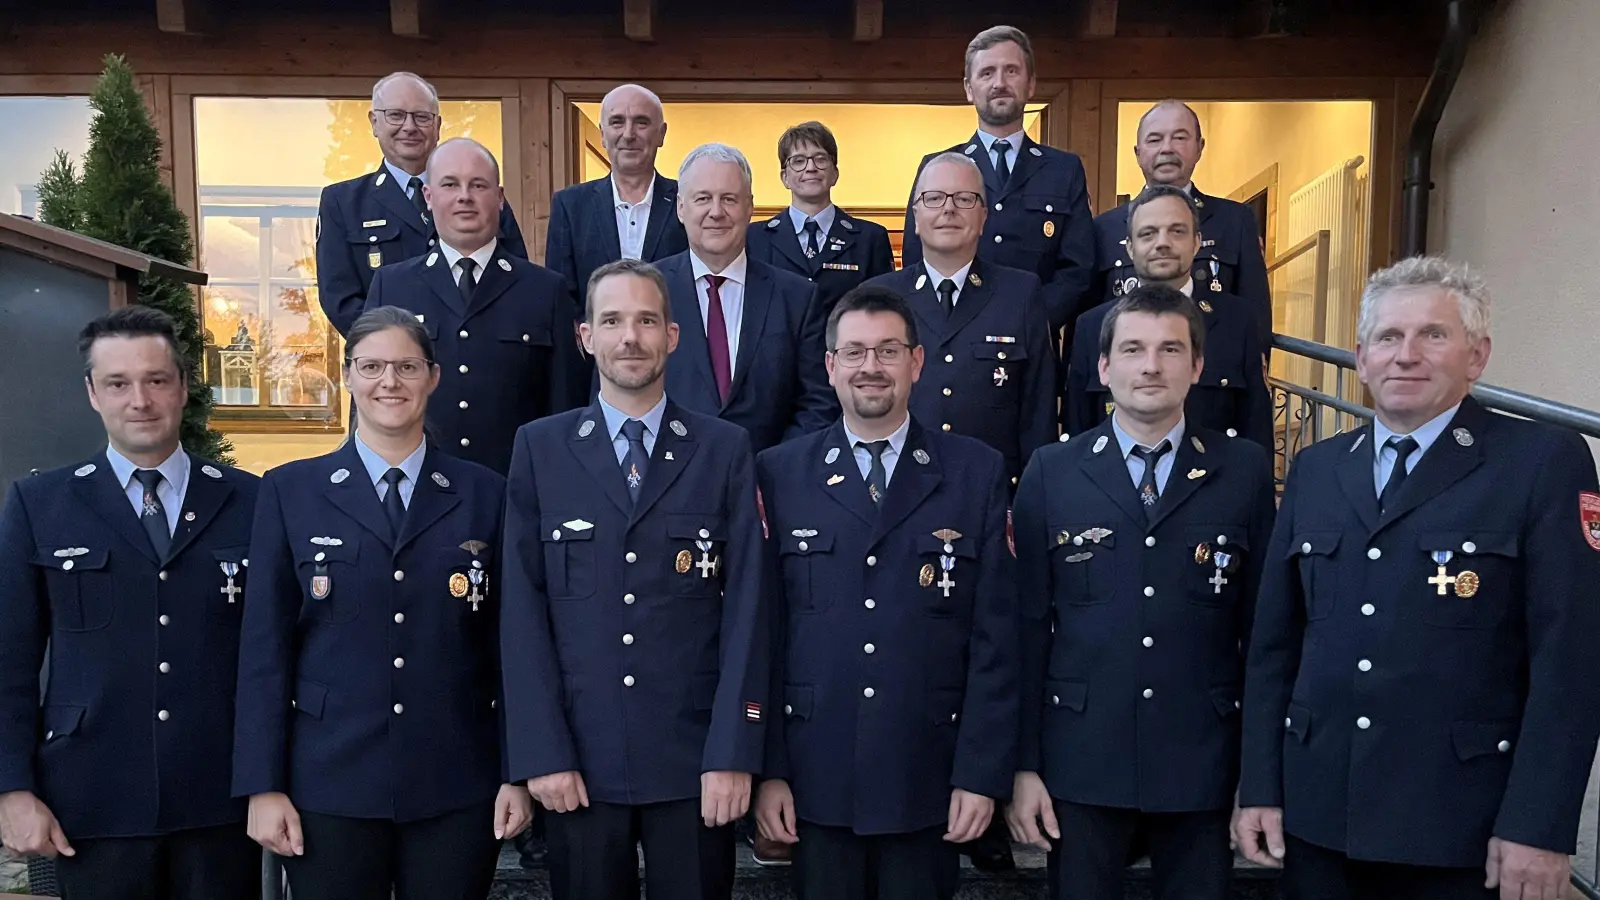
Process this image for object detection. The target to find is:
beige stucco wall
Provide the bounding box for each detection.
[1433,0,1600,409]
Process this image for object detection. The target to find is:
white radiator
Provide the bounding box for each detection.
[1273,156,1370,391]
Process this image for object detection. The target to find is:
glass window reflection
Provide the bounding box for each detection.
[0,96,93,217]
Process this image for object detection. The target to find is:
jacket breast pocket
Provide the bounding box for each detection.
[916,533,977,617]
[1182,526,1250,609]
[32,547,113,632]
[497,327,553,359]
[1023,195,1069,247]
[444,545,495,615]
[971,343,1026,409]
[1051,525,1115,605]
[1044,679,1088,714]
[1194,241,1239,289]
[667,514,728,597]
[347,222,403,269]
[542,515,595,600]
[293,541,362,624]
[1417,532,1517,629]
[1288,533,1340,621]
[779,530,835,614]
[209,546,250,622]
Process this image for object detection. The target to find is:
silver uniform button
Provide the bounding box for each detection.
[459,330,469,339]
[394,570,405,581]
[625,552,637,563]
[460,438,471,447]
[393,657,405,669]
[159,662,170,674]
[1142,688,1154,699]
[1301,542,1312,554]
[1217,535,1228,546]
[1462,541,1477,554]
[699,528,710,539]
[623,675,635,687]
[1285,717,1292,727]
[864,643,875,654]
[315,552,326,562]
[394,704,404,714]
[624,593,636,604]
[1051,695,1060,705]
[863,687,875,698]
[159,615,170,626]
[157,710,170,722]
[866,556,877,567]
[459,400,469,409]
[864,599,876,609]
[459,364,469,374]
[62,561,73,571]
[1143,586,1155,597]
[1145,536,1156,547]
[944,354,954,363]
[1358,659,1372,672]
[1361,603,1376,616]
[1367,547,1382,560]
[158,571,168,581]
[994,235,1003,244]
[1497,740,1511,752]
[623,634,634,645]
[1221,378,1230,386]
[523,334,531,343]
[785,704,793,715]
[1357,716,1371,730]
[942,388,951,397]
[394,613,405,624]
[1227,428,1238,437]
[994,202,1003,211]
[552,530,562,541]
[1142,636,1154,648]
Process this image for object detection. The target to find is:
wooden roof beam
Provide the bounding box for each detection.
[854,0,883,43]
[624,0,655,42]
[1083,0,1118,38]
[390,0,436,38]
[155,0,209,35]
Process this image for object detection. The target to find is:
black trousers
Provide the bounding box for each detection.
[55,822,260,900]
[1281,832,1497,900]
[1048,801,1232,900]
[280,801,501,900]
[543,797,734,900]
[793,819,960,900]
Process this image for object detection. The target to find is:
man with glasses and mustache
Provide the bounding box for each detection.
[747,121,894,318]
[902,25,1096,358]
[1092,101,1271,349]
[752,284,1018,900]
[868,152,1055,496]
[316,71,528,339]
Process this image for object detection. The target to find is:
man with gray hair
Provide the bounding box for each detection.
[654,142,834,452]
[315,71,528,338]
[1235,256,1600,900]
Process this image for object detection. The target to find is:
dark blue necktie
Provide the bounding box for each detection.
[621,419,649,505]
[133,469,171,559]
[382,467,407,537]
[857,440,889,505]
[1380,436,1418,513]
[1130,440,1172,522]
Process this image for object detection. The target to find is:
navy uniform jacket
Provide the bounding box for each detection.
[865,260,1057,487]
[232,442,507,823]
[0,454,258,839]
[656,252,837,452]
[1015,423,1274,812]
[366,244,582,475]
[758,421,1018,835]
[499,403,769,804]
[746,210,895,317]
[1065,291,1272,453]
[316,165,529,337]
[902,134,1096,339]
[1240,397,1600,866]
[1091,188,1271,348]
[545,174,689,309]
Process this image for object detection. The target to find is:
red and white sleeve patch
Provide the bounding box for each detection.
[1581,492,1600,551]
[744,702,763,722]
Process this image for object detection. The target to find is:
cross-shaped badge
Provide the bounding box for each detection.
[937,554,956,597]
[219,562,241,603]
[695,540,718,579]
[993,366,1009,387]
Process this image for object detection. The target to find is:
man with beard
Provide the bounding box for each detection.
[500,258,769,900]
[1092,101,1271,349]
[1066,186,1271,454]
[753,285,1018,900]
[317,72,528,337]
[901,25,1095,357]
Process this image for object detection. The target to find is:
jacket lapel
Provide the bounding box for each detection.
[727,263,773,405]
[665,258,720,407]
[869,422,941,548]
[965,134,1004,200]
[817,421,878,528]
[1375,400,1488,534]
[767,216,814,274]
[1147,431,1215,531]
[165,456,235,563]
[1334,425,1381,534]
[395,445,462,554]
[567,402,634,518]
[629,403,699,525]
[642,176,678,260]
[999,136,1045,199]
[325,441,396,550]
[944,260,993,339]
[1081,422,1149,528]
[465,247,517,317]
[72,453,159,565]
[902,264,950,346]
[374,166,428,236]
[423,250,467,317]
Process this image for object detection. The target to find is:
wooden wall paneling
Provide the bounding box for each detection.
[499,92,523,241]
[168,75,519,99]
[1095,81,1122,217]
[1064,79,1103,212]
[171,90,198,252]
[623,0,655,42]
[390,0,436,39]
[139,74,176,191]
[518,78,552,264]
[1084,0,1119,38]
[156,0,209,35]
[854,0,884,43]
[549,81,572,192]
[0,75,100,94]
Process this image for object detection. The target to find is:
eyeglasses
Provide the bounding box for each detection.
[348,357,433,380]
[374,109,438,128]
[915,190,983,210]
[830,342,911,367]
[785,153,834,172]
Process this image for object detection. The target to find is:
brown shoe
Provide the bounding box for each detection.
[750,834,793,867]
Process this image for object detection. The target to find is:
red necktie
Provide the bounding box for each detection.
[704,274,732,402]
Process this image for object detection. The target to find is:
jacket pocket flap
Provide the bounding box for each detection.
[43,705,85,740]
[1185,526,1251,554]
[918,533,977,558]
[1045,679,1087,712]
[1287,533,1339,559]
[293,541,359,566]
[1451,719,1518,760]
[1195,365,1247,389]
[1056,527,1116,550]
[293,679,328,719]
[779,532,834,555]
[541,516,595,542]
[1417,532,1519,558]
[972,344,1028,362]
[784,684,813,720]
[1210,686,1241,717]
[667,514,727,542]
[1199,242,1240,264]
[346,222,401,243]
[1023,195,1069,213]
[212,545,251,566]
[31,547,109,571]
[1285,701,1312,742]
[499,328,552,346]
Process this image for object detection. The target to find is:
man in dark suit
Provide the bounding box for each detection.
[747,121,894,318]
[868,152,1055,491]
[546,84,689,308]
[1092,101,1272,347]
[500,258,769,900]
[753,285,1019,900]
[315,71,528,338]
[1234,257,1600,900]
[366,138,581,474]
[1067,186,1271,453]
[0,306,261,900]
[656,143,836,452]
[1008,285,1276,900]
[902,25,1095,352]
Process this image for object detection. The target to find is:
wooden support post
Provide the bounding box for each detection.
[1084,0,1118,38]
[155,0,209,35]
[390,0,436,38]
[854,0,883,43]
[624,0,655,42]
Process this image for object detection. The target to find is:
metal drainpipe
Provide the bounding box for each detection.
[1401,0,1482,258]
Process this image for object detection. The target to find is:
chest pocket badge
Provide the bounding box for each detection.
[1043,220,1055,238]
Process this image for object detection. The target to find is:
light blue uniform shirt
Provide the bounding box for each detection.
[352,431,426,508]
[842,414,911,487]
[106,445,189,536]
[599,393,668,466]
[1111,415,1186,495]
[1373,403,1460,496]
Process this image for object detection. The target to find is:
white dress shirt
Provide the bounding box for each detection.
[106,445,189,536]
[922,259,975,307]
[842,415,911,488]
[352,431,427,509]
[976,128,1026,178]
[612,175,656,261]
[599,392,668,465]
[690,251,748,376]
[441,238,499,288]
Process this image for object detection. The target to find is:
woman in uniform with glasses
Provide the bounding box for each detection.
[232,305,531,900]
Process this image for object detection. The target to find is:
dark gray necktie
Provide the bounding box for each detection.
[857,440,890,505]
[382,468,407,537]
[133,469,171,559]
[457,258,478,303]
[992,139,1012,186]
[407,175,428,224]
[1379,436,1418,513]
[936,279,957,319]
[802,219,821,258]
[621,419,649,505]
[1130,440,1172,522]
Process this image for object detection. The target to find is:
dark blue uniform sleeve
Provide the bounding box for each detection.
[1020,284,1059,465]
[0,485,45,796]
[1012,450,1051,773]
[548,287,584,416]
[499,202,529,260]
[702,431,770,775]
[1038,157,1096,335]
[953,453,1020,800]
[1238,459,1308,808]
[785,284,839,440]
[899,155,932,269]
[1236,444,1278,690]
[753,463,790,781]
[1493,432,1600,853]
[1231,214,1272,348]
[363,263,391,314]
[866,228,896,279]
[231,473,302,797]
[499,427,582,782]
[315,186,365,337]
[1239,327,1274,454]
[1064,313,1098,437]
[544,192,579,305]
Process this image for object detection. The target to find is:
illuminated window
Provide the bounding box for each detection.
[0,96,93,217]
